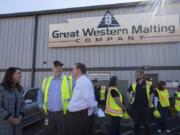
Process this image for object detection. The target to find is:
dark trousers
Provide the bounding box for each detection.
[132,106,150,135]
[45,111,64,135]
[87,114,95,135]
[110,116,121,135]
[156,106,168,131]
[65,109,88,135]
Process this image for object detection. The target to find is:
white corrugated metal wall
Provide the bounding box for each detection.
[0,17,34,89]
[34,3,180,88]
[0,1,180,89]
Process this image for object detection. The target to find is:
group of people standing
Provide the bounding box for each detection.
[102,70,180,135]
[0,61,97,135]
[0,60,180,135]
[38,61,97,135]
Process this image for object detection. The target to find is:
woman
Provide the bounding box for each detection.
[0,67,25,135]
[105,76,126,135]
[154,81,171,133]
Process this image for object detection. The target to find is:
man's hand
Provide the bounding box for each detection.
[127,92,134,103]
[18,115,23,122]
[8,116,20,125]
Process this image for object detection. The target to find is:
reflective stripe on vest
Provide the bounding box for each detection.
[175,92,180,111]
[99,86,106,101]
[42,75,72,114]
[105,87,123,117]
[67,76,73,97]
[131,81,153,108]
[156,88,170,108]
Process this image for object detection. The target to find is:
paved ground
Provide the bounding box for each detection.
[22,117,180,135]
[22,120,44,135]
[121,117,180,135]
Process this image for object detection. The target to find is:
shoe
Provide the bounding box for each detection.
[157,129,162,133]
[165,129,171,133]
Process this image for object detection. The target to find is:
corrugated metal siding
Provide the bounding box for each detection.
[33,3,180,88]
[0,16,34,69]
[0,72,5,82]
[0,16,34,89]
[20,72,32,90]
[36,37,180,68]
[34,70,180,89]
[1,2,180,89]
[35,3,180,68]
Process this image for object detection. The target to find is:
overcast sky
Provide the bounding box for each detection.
[0,0,146,14]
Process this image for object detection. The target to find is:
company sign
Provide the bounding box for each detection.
[49,11,180,47]
[88,72,110,80]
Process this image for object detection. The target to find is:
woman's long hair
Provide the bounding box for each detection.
[108,76,118,87]
[1,67,22,90]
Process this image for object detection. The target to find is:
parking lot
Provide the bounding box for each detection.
[22,116,180,135]
[20,87,180,135]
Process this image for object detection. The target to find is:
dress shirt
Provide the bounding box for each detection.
[68,75,97,116]
[38,75,63,112]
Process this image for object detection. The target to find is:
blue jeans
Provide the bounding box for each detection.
[156,105,168,131]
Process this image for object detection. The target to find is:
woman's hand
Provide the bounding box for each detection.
[8,116,20,125]
[18,115,23,122]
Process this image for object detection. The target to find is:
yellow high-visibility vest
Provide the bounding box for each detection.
[156,88,170,108]
[105,87,123,117]
[99,85,106,101]
[131,81,153,108]
[42,75,73,114]
[175,91,180,111]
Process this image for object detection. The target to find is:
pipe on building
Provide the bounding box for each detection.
[31,15,38,87]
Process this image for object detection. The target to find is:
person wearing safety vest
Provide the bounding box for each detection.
[99,85,107,106]
[99,85,106,101]
[154,81,171,134]
[93,78,107,106]
[127,70,154,135]
[174,85,180,135]
[174,85,180,119]
[38,60,73,135]
[92,78,100,101]
[105,76,127,135]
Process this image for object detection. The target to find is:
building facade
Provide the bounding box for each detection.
[0,0,180,89]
